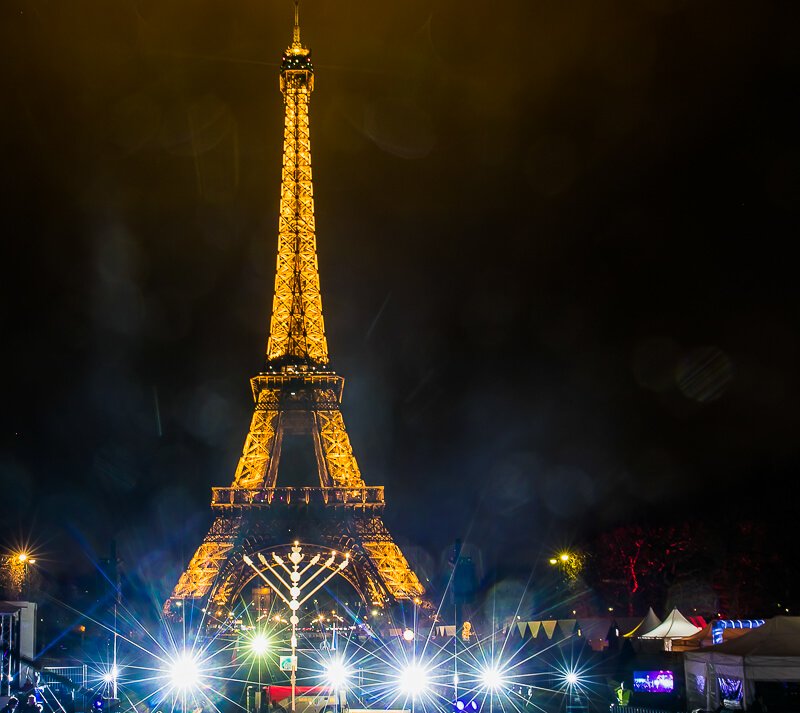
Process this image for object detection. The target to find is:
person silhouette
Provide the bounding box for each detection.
[20,694,41,713]
[1,696,19,713]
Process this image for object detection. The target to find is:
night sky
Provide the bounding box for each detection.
[1,1,798,597]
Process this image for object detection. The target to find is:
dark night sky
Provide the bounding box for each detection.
[1,1,798,596]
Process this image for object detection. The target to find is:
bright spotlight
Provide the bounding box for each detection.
[249,633,270,656]
[565,671,579,686]
[402,629,415,642]
[480,666,505,690]
[398,663,429,697]
[168,651,201,691]
[324,659,351,688]
[101,666,118,684]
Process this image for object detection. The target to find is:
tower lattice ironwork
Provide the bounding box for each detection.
[164,5,425,620]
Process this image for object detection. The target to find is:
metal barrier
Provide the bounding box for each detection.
[41,665,87,694]
[40,666,88,712]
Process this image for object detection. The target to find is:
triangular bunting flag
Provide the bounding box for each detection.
[558,619,577,637]
[542,620,558,639]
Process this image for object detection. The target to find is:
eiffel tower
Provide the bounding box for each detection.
[164,4,425,622]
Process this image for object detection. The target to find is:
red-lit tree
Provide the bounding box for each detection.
[583,519,776,618]
[583,521,712,615]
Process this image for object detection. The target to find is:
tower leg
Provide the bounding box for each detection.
[164,515,244,614]
[356,517,426,602]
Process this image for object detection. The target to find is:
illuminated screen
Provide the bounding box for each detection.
[633,671,674,693]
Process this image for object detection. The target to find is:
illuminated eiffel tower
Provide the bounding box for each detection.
[164,4,425,622]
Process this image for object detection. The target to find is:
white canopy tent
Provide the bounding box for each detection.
[684,616,800,711]
[638,607,701,650]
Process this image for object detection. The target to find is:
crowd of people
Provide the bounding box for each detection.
[1,669,45,713]
[1,693,43,713]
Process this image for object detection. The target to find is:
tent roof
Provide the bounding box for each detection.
[675,619,761,645]
[640,607,701,639]
[613,616,642,634]
[700,616,800,656]
[679,620,713,642]
[624,607,661,637]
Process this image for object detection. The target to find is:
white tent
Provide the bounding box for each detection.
[639,607,701,650]
[684,616,800,711]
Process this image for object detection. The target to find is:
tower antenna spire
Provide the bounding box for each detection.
[292,0,302,50]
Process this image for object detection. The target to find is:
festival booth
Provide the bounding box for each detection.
[684,616,800,711]
[636,608,701,652]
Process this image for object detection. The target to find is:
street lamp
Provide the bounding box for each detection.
[15,553,35,599]
[244,543,349,712]
[548,551,583,578]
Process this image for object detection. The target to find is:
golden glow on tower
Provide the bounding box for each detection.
[267,0,326,365]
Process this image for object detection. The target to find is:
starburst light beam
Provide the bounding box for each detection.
[480,665,505,691]
[168,652,201,692]
[250,633,270,656]
[550,655,602,703]
[44,579,252,713]
[397,663,429,697]
[101,666,118,684]
[324,659,351,688]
